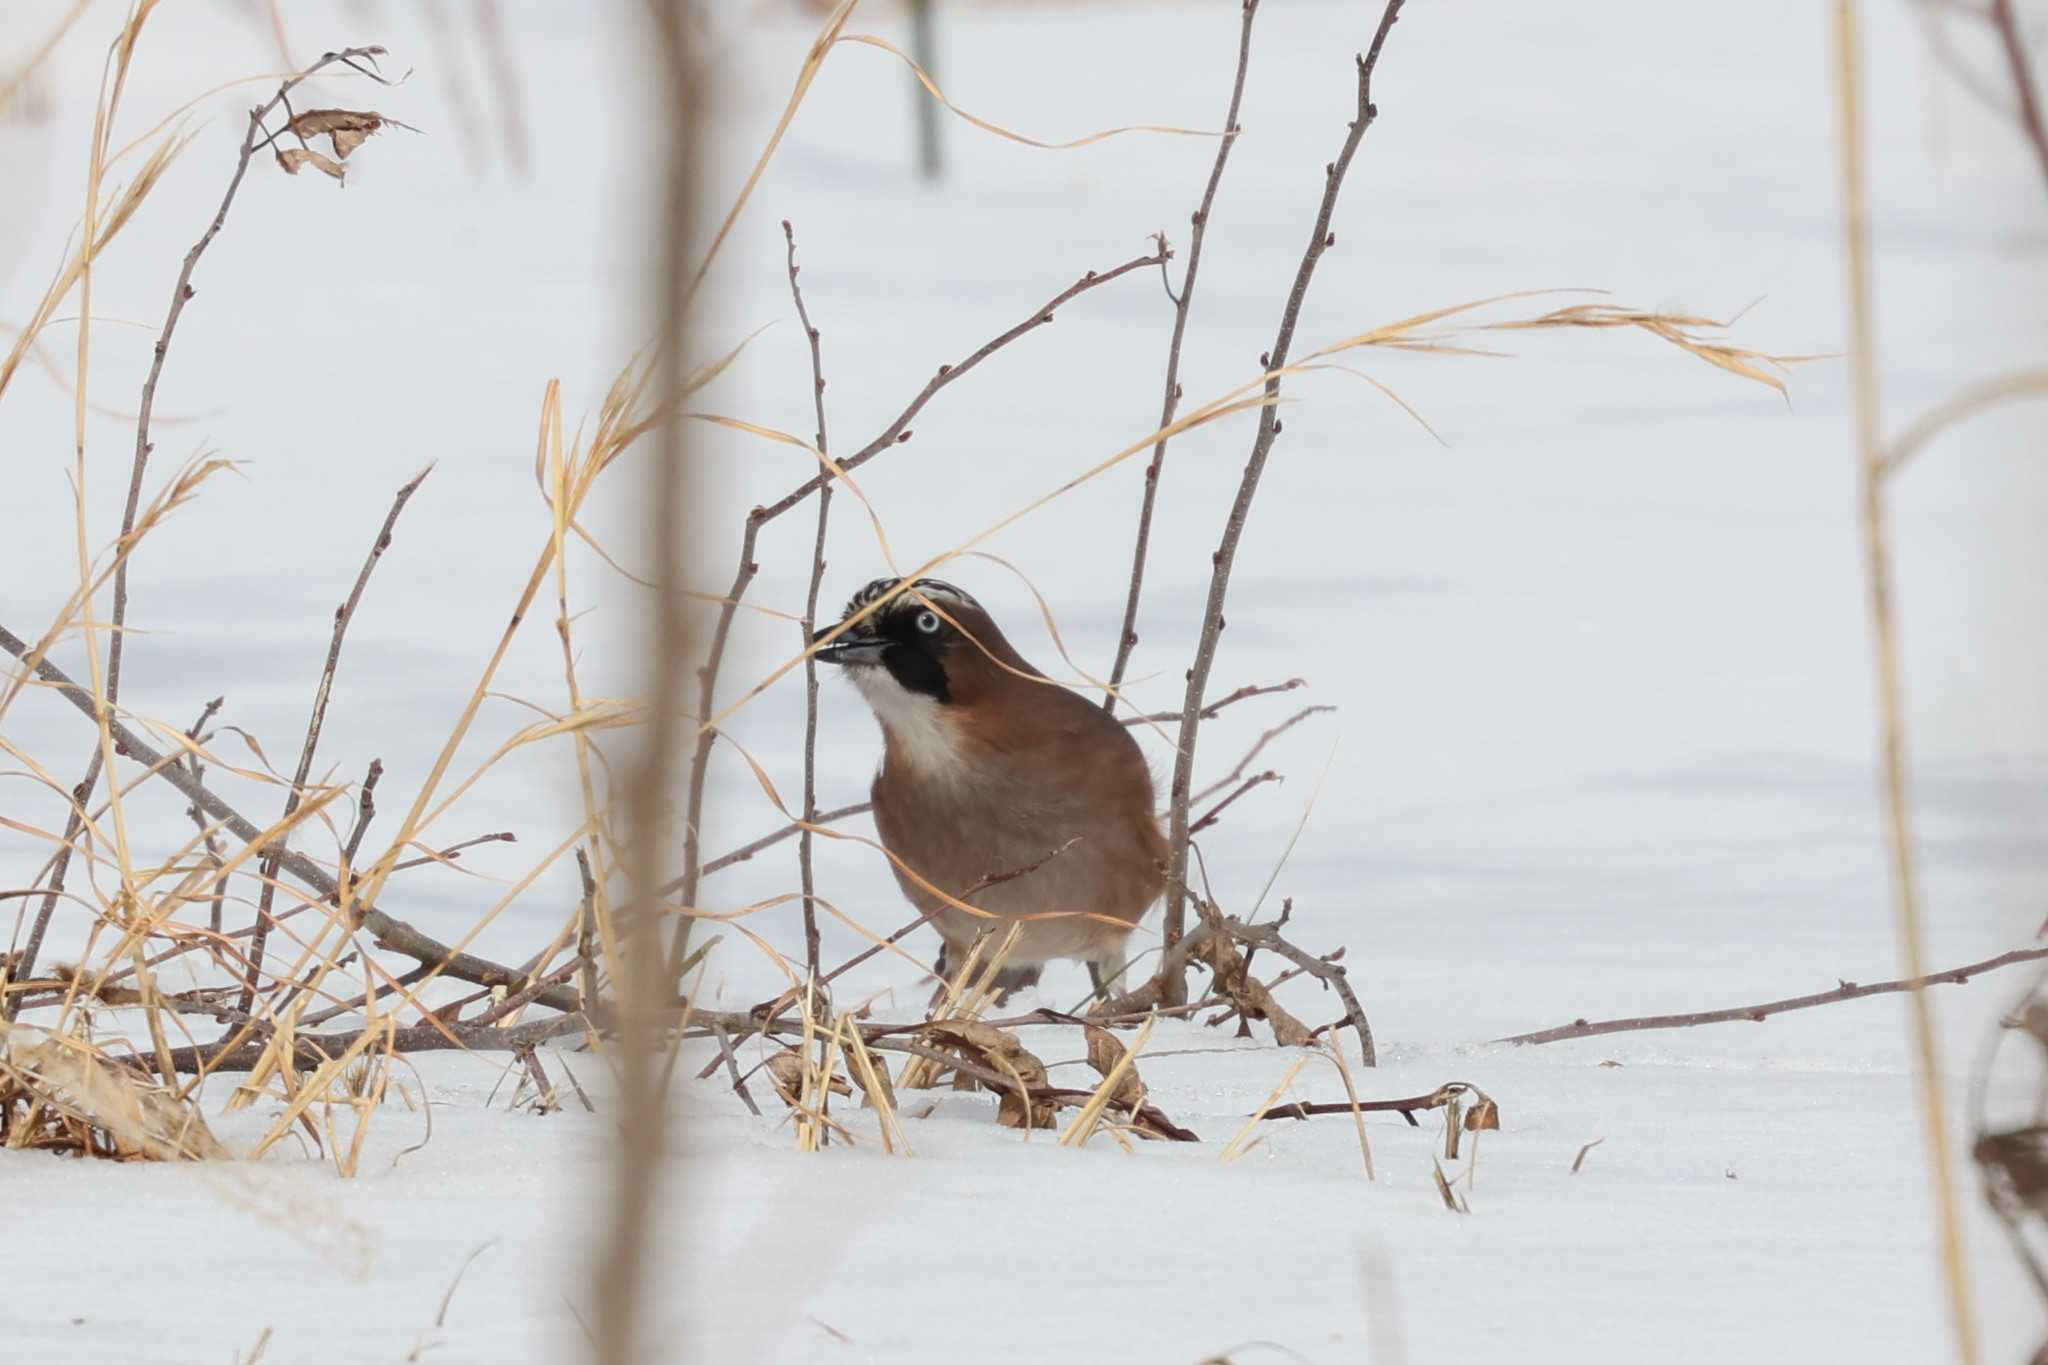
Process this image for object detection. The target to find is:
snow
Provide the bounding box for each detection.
[4,1,2046,1362]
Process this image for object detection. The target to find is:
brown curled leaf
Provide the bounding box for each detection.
[762,1049,850,1107]
[1083,1023,1146,1108]
[287,108,412,160]
[275,147,346,181]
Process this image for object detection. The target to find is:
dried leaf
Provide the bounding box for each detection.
[1464,1097,1501,1132]
[275,147,346,181]
[923,1019,1047,1088]
[763,1049,850,1107]
[996,1089,1058,1130]
[286,108,406,162]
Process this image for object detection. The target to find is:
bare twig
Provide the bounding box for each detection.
[754,249,1166,522]
[341,758,383,877]
[386,831,517,873]
[1571,1138,1604,1174]
[176,696,228,938]
[1228,913,1375,1066]
[1160,3,1407,1002]
[244,466,430,1013]
[1189,770,1279,835]
[710,1019,761,1117]
[1189,702,1333,805]
[698,801,868,879]
[1260,1081,1478,1127]
[1121,677,1310,727]
[786,219,832,985]
[122,1011,596,1075]
[1496,943,2048,1047]
[1990,0,2048,188]
[1104,0,1261,710]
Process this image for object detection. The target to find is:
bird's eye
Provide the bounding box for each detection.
[915,610,941,635]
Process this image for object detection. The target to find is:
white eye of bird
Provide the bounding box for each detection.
[915,610,941,635]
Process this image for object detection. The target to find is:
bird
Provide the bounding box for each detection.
[813,576,1166,999]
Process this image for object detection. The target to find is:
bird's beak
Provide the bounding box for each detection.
[811,625,889,667]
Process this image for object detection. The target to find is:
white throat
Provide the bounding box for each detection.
[851,668,970,780]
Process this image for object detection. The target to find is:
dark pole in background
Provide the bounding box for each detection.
[910,0,942,179]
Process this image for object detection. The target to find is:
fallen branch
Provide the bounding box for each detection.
[0,620,580,1015]
[1496,943,2048,1047]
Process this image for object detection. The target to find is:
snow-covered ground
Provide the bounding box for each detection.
[4,1,2046,1361]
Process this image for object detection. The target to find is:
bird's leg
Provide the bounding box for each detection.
[1085,944,1127,1003]
[988,962,1043,1006]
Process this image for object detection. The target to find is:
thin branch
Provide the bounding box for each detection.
[1226,913,1375,1066]
[711,1019,762,1117]
[243,465,430,1013]
[1495,943,2048,1047]
[387,830,517,873]
[1121,677,1308,727]
[697,801,869,880]
[1260,1082,1475,1126]
[1189,770,1279,835]
[1190,703,1333,805]
[1160,2,1407,1004]
[177,696,227,938]
[754,249,1166,522]
[787,219,832,985]
[1104,0,1260,710]
[122,1011,593,1075]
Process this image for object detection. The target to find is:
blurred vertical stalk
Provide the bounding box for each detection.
[1832,5,1980,1362]
[591,2,700,1361]
[910,0,941,179]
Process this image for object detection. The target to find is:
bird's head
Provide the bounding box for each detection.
[812,577,1032,713]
